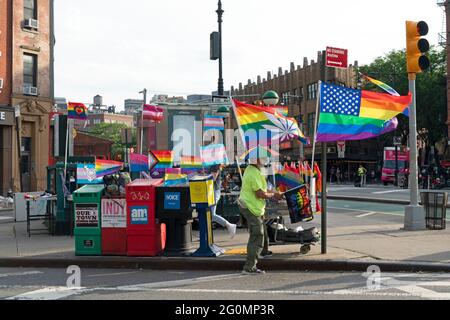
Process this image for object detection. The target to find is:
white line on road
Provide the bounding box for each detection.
[0,271,43,278]
[7,287,86,300]
[356,212,377,218]
[86,271,139,278]
[372,190,407,195]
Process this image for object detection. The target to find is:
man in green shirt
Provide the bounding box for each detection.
[239,160,284,275]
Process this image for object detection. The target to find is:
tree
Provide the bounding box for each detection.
[359,47,447,163]
[88,123,137,160]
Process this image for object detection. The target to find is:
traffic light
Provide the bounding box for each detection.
[406,21,430,74]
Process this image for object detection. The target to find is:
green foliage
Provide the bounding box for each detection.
[88,123,136,159]
[359,47,447,148]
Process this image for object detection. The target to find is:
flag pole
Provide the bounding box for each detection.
[310,81,322,210]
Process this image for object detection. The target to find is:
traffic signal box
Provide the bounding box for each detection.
[73,185,105,256]
[126,179,166,257]
[406,21,430,75]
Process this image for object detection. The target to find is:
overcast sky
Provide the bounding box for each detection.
[54,0,444,109]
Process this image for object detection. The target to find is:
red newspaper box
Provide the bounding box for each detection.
[126,179,165,256]
[101,197,127,256]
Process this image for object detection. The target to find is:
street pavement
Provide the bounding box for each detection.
[4,267,450,300]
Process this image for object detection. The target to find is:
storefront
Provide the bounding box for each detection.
[0,106,14,196]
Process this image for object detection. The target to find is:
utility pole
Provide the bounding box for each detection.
[139,89,147,155]
[217,0,224,96]
[320,50,328,254]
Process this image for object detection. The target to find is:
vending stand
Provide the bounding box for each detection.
[189,175,225,257]
[101,197,127,256]
[73,185,105,256]
[156,186,195,256]
[126,179,166,257]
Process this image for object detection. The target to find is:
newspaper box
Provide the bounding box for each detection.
[73,185,105,256]
[101,197,127,255]
[126,179,166,256]
[189,175,215,208]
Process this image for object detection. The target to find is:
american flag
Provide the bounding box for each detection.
[320,84,362,116]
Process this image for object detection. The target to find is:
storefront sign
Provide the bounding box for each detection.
[101,199,127,228]
[0,108,15,126]
[75,204,99,228]
[130,206,149,225]
[164,192,181,210]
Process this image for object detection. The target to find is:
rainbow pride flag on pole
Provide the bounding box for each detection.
[152,150,174,169]
[68,102,88,120]
[317,82,411,142]
[233,100,308,145]
[361,74,400,97]
[180,156,203,174]
[96,159,123,178]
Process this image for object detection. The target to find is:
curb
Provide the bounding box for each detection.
[2,256,450,273]
[328,195,450,208]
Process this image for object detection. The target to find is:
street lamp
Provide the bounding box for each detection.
[262,91,280,106]
[217,0,224,96]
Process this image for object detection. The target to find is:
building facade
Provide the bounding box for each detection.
[124,99,143,115]
[231,51,385,179]
[73,112,134,130]
[0,0,55,194]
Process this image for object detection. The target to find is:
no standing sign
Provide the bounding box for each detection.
[326,47,348,69]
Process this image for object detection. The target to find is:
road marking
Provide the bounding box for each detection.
[0,271,43,278]
[86,271,139,278]
[372,190,406,195]
[356,212,377,218]
[7,287,86,300]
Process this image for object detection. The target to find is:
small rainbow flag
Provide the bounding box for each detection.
[68,102,88,120]
[152,150,174,169]
[361,74,400,97]
[164,173,189,187]
[180,156,203,174]
[130,153,149,172]
[96,159,123,178]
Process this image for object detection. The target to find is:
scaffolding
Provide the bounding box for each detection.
[438,0,447,48]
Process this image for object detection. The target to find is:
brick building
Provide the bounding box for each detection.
[0,0,55,194]
[231,51,385,180]
[74,112,134,130]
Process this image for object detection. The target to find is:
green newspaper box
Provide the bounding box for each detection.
[73,185,105,256]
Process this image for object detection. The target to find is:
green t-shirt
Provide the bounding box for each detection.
[239,165,267,217]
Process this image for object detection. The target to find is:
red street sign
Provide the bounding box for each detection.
[326,47,348,69]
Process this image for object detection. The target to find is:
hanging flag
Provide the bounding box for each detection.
[317,82,411,142]
[96,159,123,178]
[313,162,323,193]
[233,100,309,145]
[152,150,174,169]
[200,144,228,167]
[203,115,225,131]
[180,156,203,174]
[130,153,149,172]
[77,164,103,184]
[68,102,88,120]
[143,104,164,124]
[361,74,400,97]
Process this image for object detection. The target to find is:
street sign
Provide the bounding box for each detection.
[393,136,402,147]
[337,141,346,159]
[326,47,348,69]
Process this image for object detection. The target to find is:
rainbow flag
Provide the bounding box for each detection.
[239,146,280,161]
[233,100,308,145]
[180,156,203,174]
[68,102,88,120]
[152,150,174,169]
[269,106,289,117]
[164,173,189,187]
[77,164,103,184]
[361,74,400,97]
[317,83,411,142]
[276,164,303,192]
[95,159,123,178]
[130,153,149,172]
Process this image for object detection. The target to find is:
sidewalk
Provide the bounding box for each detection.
[2,217,450,272]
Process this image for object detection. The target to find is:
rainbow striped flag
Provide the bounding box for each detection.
[96,159,123,178]
[361,74,400,97]
[152,150,174,169]
[130,153,149,172]
[317,83,411,142]
[180,156,203,174]
[233,100,308,145]
[68,102,88,120]
[164,173,189,187]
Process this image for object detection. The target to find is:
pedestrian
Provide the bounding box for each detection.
[336,167,341,185]
[330,166,336,184]
[358,165,367,187]
[238,158,284,275]
[210,164,237,238]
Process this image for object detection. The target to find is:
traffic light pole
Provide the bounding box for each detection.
[404,74,426,230]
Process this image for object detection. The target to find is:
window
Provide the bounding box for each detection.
[307,83,318,100]
[307,113,316,136]
[23,53,37,88]
[24,0,37,20]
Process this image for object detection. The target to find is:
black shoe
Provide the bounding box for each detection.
[260,251,273,258]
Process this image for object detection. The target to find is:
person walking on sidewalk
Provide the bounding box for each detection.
[238,159,284,275]
[358,164,367,187]
[210,164,237,239]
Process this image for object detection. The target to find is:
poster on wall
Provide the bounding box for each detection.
[75,204,99,228]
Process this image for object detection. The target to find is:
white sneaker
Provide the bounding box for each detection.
[228,224,237,239]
